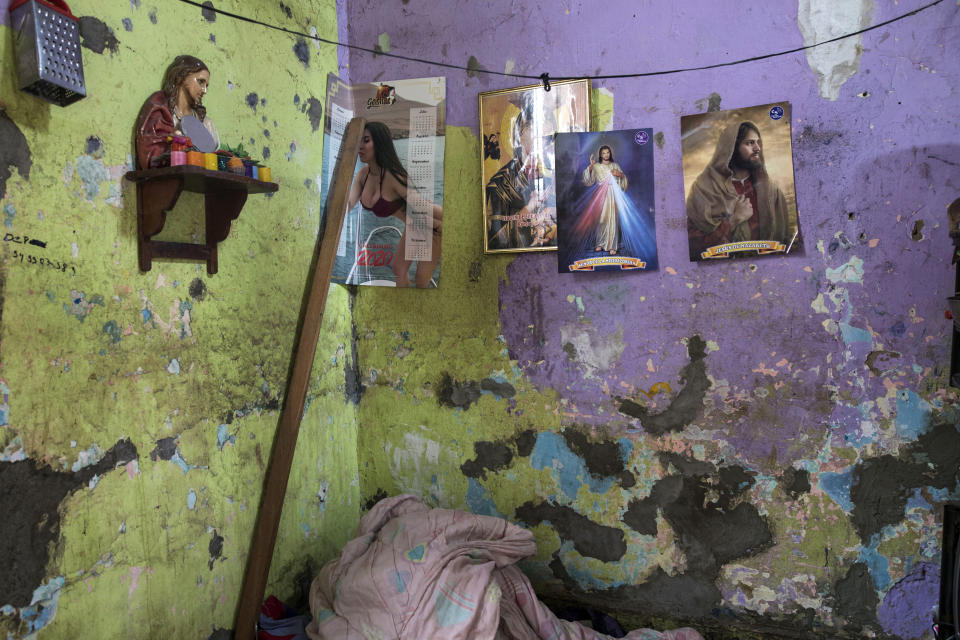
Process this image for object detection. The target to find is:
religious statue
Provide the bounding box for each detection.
[134,55,220,170]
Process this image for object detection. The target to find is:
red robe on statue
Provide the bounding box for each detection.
[134,91,174,170]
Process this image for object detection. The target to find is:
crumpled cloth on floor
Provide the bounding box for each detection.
[259,595,310,640]
[305,495,702,640]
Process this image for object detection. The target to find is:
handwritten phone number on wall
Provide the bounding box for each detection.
[11,250,75,274]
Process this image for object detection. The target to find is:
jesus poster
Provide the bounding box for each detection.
[555,129,658,274]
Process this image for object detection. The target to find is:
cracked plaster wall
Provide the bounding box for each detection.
[344,1,960,639]
[0,1,358,638]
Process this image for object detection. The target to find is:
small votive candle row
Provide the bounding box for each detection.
[173,151,271,182]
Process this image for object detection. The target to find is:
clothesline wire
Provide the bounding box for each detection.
[174,0,945,82]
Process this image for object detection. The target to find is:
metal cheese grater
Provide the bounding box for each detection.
[9,0,86,106]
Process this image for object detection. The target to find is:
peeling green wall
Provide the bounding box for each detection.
[0,1,359,637]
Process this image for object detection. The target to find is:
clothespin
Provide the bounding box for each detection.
[540,73,551,92]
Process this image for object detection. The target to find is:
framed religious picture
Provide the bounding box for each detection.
[555,129,659,274]
[479,79,591,253]
[681,101,802,261]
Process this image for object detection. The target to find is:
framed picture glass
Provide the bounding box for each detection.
[479,79,591,253]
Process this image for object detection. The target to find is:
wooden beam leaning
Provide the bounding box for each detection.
[233,116,366,640]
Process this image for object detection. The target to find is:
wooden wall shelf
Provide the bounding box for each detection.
[125,166,278,274]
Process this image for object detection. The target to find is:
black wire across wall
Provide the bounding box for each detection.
[174,0,946,87]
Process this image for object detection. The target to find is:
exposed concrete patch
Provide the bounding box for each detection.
[207,530,224,570]
[466,55,485,79]
[438,373,481,408]
[201,1,216,21]
[293,38,310,67]
[306,97,324,132]
[0,439,138,607]
[468,259,482,281]
[461,441,512,479]
[910,220,924,241]
[344,290,364,405]
[561,427,627,479]
[78,16,120,54]
[0,111,32,197]
[864,350,899,376]
[658,452,715,478]
[587,570,721,619]
[616,336,710,435]
[459,429,553,481]
[917,421,960,485]
[344,340,364,404]
[548,555,579,591]
[849,421,960,541]
[617,470,636,489]
[797,0,873,100]
[188,278,207,300]
[622,498,658,535]
[0,261,6,326]
[624,454,773,580]
[834,562,879,630]
[798,125,844,148]
[716,465,755,509]
[695,92,722,112]
[515,501,626,562]
[780,467,811,499]
[850,454,922,541]
[480,378,516,399]
[287,556,317,613]
[150,436,177,461]
[84,136,103,157]
[654,132,665,149]
[660,481,771,572]
[362,487,388,511]
[513,429,537,457]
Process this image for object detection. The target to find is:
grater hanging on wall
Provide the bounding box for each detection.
[9,0,86,106]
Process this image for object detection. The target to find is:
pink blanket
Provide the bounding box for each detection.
[306,495,702,640]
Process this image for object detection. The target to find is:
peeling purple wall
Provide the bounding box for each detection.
[346,1,960,638]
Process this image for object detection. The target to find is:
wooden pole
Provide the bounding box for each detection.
[232,117,366,640]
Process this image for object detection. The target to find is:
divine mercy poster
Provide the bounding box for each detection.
[555,129,658,274]
[320,74,446,288]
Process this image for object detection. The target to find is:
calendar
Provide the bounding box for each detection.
[318,73,446,288]
[404,108,437,262]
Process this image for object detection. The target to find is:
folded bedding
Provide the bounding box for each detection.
[306,495,702,640]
